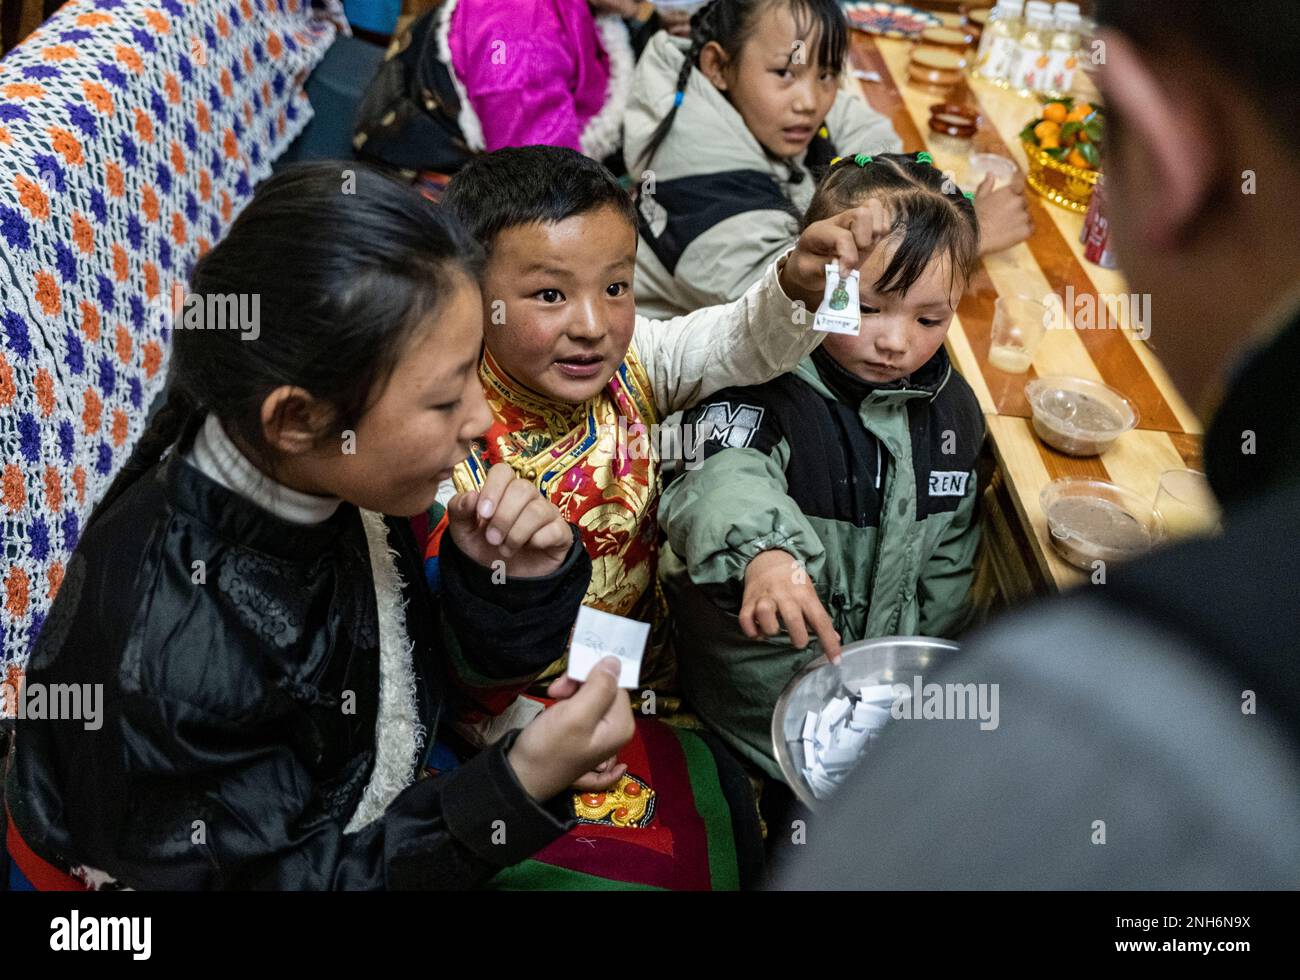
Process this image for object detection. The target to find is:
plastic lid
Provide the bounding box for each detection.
[1026,376,1139,436]
[920,26,973,47]
[1046,494,1157,561]
[1054,1,1081,13]
[1040,478,1164,567]
[997,0,1025,13]
[911,46,968,70]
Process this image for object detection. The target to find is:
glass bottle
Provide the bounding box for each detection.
[973,0,1025,86]
[1008,2,1054,97]
[1044,10,1082,99]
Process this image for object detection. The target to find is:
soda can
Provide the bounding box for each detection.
[1081,174,1117,269]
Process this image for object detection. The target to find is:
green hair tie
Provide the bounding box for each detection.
[853,153,872,167]
[915,151,934,165]
[963,190,975,200]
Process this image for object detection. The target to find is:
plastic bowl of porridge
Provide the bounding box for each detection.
[1025,375,1138,456]
[1040,477,1165,570]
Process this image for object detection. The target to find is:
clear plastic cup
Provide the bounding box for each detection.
[967,152,1018,190]
[1154,468,1220,538]
[988,293,1050,373]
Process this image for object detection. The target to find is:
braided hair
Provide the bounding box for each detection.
[804,151,981,299]
[636,0,848,171]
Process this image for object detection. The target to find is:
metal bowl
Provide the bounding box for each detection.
[770,635,960,810]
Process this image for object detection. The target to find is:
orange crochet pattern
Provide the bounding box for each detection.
[0,0,333,677]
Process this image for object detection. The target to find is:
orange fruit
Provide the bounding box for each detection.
[1042,102,1068,123]
[1067,148,1091,169]
[1040,135,1061,150]
[1034,120,1061,142]
[1066,102,1094,122]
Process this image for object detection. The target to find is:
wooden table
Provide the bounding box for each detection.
[846,32,1204,599]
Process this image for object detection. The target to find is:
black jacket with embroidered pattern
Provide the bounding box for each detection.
[4,446,591,890]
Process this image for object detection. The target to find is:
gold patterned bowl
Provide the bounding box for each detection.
[1021,139,1101,213]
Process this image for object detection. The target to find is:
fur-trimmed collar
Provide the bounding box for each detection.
[580,14,633,161]
[436,0,487,152]
[345,509,427,832]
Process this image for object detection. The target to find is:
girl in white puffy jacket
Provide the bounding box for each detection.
[624,0,1030,320]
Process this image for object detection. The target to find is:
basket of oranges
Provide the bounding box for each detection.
[1019,98,1103,213]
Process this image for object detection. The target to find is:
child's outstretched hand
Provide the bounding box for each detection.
[973,170,1033,254]
[779,200,895,311]
[508,658,636,801]
[741,549,843,664]
[546,672,629,792]
[446,462,573,578]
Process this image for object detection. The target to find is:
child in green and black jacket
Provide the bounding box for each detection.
[660,152,984,778]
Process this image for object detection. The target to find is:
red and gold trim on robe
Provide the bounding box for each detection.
[451,346,673,686]
[490,715,742,891]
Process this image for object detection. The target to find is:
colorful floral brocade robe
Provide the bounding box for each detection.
[451,347,673,686]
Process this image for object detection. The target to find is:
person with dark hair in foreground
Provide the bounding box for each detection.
[4,164,634,890]
[776,0,1300,889]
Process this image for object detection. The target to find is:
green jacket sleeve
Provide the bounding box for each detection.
[917,480,981,638]
[660,401,826,609]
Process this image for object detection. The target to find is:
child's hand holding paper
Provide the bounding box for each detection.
[509,655,635,802]
[547,672,630,792]
[565,605,649,688]
[778,199,895,310]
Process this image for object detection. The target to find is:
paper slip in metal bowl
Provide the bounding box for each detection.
[771,635,959,810]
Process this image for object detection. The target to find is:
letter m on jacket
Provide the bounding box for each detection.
[697,402,765,449]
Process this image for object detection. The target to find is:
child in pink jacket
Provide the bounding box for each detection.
[442,0,634,161]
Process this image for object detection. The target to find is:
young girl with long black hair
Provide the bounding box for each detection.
[4,163,633,890]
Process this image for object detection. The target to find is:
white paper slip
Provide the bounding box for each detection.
[806,764,840,799]
[566,605,649,688]
[822,696,852,729]
[813,263,861,335]
[801,710,818,742]
[814,712,835,749]
[820,743,863,771]
[859,683,898,705]
[852,702,892,728]
[832,724,867,751]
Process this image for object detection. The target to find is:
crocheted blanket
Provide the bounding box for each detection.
[0,0,333,688]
